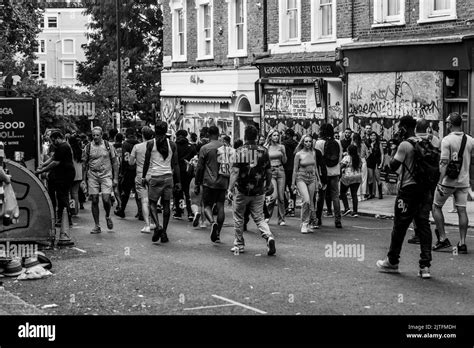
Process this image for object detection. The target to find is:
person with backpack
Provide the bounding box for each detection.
[194,126,229,243]
[407,118,441,244]
[142,121,181,244]
[366,132,384,199]
[315,123,343,228]
[340,144,362,217]
[376,115,434,279]
[432,112,474,254]
[82,126,119,234]
[114,128,141,220]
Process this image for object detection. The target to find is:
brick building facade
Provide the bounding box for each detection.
[161,0,267,140]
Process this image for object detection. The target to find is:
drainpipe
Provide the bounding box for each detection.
[351,0,355,39]
[263,0,268,52]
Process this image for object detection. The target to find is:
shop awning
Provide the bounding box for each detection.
[161,91,233,104]
[341,35,474,73]
[181,97,232,104]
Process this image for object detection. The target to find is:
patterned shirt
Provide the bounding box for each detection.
[233,144,270,196]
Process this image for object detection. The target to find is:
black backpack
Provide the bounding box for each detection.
[324,138,340,168]
[404,139,440,191]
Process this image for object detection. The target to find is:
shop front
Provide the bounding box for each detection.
[341,36,474,140]
[255,53,343,136]
[160,68,260,142]
[341,35,474,190]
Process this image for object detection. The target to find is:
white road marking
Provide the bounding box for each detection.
[72,247,87,253]
[183,303,236,311]
[352,226,392,230]
[212,294,267,314]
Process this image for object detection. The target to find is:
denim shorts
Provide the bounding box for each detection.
[296,170,316,186]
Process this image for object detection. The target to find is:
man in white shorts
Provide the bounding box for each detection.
[432,112,474,254]
[129,126,155,233]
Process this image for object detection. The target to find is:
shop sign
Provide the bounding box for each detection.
[314,80,322,107]
[259,62,338,78]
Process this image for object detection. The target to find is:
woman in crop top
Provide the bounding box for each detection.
[265,129,287,226]
[292,134,321,233]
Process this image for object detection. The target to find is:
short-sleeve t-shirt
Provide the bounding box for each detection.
[315,139,343,177]
[130,142,147,178]
[440,132,474,188]
[82,141,117,178]
[394,136,418,189]
[233,144,270,196]
[52,142,75,183]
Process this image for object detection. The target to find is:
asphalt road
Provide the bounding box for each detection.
[2,200,474,315]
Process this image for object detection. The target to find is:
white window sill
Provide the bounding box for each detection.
[417,15,457,24]
[196,56,214,61]
[227,52,248,58]
[278,41,302,47]
[172,57,187,63]
[371,21,406,28]
[311,38,336,45]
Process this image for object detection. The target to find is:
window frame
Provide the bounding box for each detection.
[226,0,248,58]
[46,15,58,28]
[418,0,457,23]
[372,0,405,27]
[311,0,337,43]
[279,0,301,46]
[196,0,214,61]
[37,39,47,54]
[62,38,75,54]
[62,61,76,79]
[34,61,47,80]
[170,0,187,62]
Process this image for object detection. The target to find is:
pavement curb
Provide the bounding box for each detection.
[357,210,474,228]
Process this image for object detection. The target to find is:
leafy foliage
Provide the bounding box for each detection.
[0,0,42,76]
[78,0,162,122]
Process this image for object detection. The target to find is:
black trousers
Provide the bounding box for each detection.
[284,169,296,212]
[173,173,192,216]
[119,172,141,215]
[340,182,360,213]
[387,184,432,268]
[56,180,73,226]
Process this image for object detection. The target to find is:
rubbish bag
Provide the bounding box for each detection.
[1,183,20,225]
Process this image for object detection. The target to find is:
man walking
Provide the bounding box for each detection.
[376,116,433,278]
[82,127,119,234]
[142,121,181,244]
[129,126,155,233]
[114,128,141,220]
[228,125,276,256]
[194,126,229,243]
[36,131,75,230]
[432,112,474,254]
[341,128,353,154]
[174,130,197,221]
[315,123,343,228]
[282,128,298,217]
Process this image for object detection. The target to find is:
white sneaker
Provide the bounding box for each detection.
[141,226,151,234]
[279,221,286,226]
[150,223,156,230]
[301,222,309,234]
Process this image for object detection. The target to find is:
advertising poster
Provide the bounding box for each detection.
[0,98,38,171]
[263,85,323,135]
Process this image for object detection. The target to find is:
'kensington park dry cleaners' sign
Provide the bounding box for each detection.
[259,62,338,78]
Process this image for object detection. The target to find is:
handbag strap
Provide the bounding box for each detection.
[456,134,467,166]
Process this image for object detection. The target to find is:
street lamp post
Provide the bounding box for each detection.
[116,0,122,132]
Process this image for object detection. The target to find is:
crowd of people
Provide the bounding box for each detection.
[35,112,472,275]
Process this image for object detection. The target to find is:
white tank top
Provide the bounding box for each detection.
[148,139,172,177]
